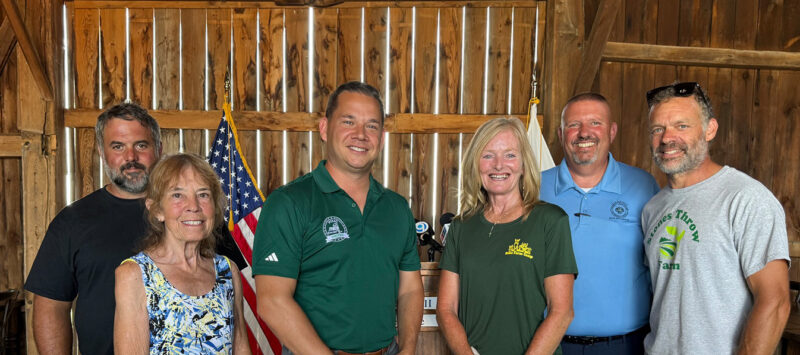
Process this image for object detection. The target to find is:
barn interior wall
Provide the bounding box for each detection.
[584,0,800,278]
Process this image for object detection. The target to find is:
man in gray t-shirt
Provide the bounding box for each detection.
[642,82,790,355]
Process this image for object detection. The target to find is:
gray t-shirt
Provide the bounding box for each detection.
[641,166,789,355]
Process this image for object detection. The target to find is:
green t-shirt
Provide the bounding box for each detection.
[439,203,577,355]
[252,161,420,353]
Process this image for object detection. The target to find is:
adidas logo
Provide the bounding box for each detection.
[264,252,279,262]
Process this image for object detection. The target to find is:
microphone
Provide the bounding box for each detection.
[439,212,454,247]
[415,219,442,261]
[415,220,434,246]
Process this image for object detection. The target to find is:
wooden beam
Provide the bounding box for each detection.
[21,131,59,355]
[0,134,24,157]
[64,109,537,134]
[572,0,620,94]
[0,18,17,75]
[72,0,539,9]
[542,0,583,163]
[0,0,54,101]
[602,42,800,71]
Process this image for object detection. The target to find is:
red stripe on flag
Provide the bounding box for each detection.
[245,325,264,355]
[244,213,259,235]
[240,273,283,355]
[231,224,254,264]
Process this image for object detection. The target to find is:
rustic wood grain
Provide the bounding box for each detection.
[705,0,734,166]
[364,7,387,96]
[99,8,125,106]
[312,8,338,170]
[76,128,97,197]
[128,8,153,107]
[774,71,800,247]
[336,7,361,84]
[154,9,181,154]
[285,8,311,182]
[154,9,180,110]
[435,7,462,219]
[602,42,800,71]
[510,6,534,115]
[233,8,259,179]
[486,7,513,114]
[74,1,541,9]
[73,8,99,108]
[207,8,232,110]
[258,8,284,192]
[572,0,620,95]
[617,0,652,171]
[461,6,486,115]
[0,157,23,290]
[312,8,338,113]
[542,0,582,163]
[181,8,207,157]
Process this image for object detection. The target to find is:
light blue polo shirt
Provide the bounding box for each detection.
[540,153,659,336]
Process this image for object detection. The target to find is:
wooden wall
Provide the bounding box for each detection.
[581,0,800,277]
[0,33,23,292]
[62,1,545,230]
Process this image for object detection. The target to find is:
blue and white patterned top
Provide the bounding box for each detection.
[123,252,235,354]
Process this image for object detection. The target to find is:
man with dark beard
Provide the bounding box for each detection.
[540,93,658,355]
[24,103,246,355]
[642,82,790,355]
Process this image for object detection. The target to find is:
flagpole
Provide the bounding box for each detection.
[224,73,236,231]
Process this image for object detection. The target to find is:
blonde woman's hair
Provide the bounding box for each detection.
[458,117,541,221]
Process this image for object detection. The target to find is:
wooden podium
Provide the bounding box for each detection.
[415,262,452,355]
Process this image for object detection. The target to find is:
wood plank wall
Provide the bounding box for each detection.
[583,0,800,279]
[0,35,23,292]
[62,2,545,237]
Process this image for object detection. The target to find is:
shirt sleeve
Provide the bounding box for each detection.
[544,206,579,278]
[251,190,304,278]
[24,212,78,301]
[438,220,460,274]
[734,189,790,278]
[399,208,421,271]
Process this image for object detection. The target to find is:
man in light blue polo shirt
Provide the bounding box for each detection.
[540,93,659,355]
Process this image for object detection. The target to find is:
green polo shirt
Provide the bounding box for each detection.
[253,161,420,353]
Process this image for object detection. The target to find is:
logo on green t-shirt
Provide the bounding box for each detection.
[505,238,533,259]
[323,216,350,243]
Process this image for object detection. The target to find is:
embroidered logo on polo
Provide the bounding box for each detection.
[505,239,533,259]
[322,216,350,243]
[609,200,629,219]
[646,208,701,271]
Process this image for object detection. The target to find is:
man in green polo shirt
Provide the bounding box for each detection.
[254,81,424,355]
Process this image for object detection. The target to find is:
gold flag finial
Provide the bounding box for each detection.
[224,72,231,105]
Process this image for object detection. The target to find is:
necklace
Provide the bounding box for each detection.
[485,205,521,238]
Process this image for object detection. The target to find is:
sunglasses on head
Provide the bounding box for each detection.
[646,82,710,108]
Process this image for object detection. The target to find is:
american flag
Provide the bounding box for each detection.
[208,103,282,355]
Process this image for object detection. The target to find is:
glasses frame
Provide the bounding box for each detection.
[646,82,710,109]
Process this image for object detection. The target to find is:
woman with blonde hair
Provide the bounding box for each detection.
[437,117,577,355]
[114,153,250,354]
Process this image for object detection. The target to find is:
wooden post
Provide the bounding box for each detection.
[15,0,64,352]
[542,0,584,163]
[572,0,621,95]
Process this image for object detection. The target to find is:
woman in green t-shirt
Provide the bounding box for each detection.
[437,118,578,355]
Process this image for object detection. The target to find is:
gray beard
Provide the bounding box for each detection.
[102,159,149,194]
[653,139,708,175]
